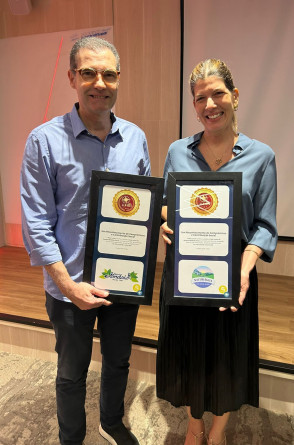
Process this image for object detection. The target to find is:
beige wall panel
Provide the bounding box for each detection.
[114,0,181,124]
[136,119,179,176]
[41,0,113,32]
[0,0,113,38]
[156,0,181,121]
[86,0,113,27]
[158,119,180,169]
[0,176,5,246]
[42,1,76,33]
[134,120,160,175]
[257,241,294,277]
[113,0,145,123]
[5,223,23,247]
[137,1,163,122]
[113,0,181,198]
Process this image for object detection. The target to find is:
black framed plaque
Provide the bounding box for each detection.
[165,172,242,307]
[83,171,164,305]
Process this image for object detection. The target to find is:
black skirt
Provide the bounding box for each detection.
[156,262,259,419]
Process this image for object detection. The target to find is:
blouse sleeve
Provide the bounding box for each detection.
[247,153,277,262]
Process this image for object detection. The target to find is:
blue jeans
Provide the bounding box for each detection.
[45,293,139,445]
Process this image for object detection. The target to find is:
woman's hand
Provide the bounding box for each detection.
[219,305,238,312]
[219,270,250,312]
[219,245,262,312]
[161,221,173,254]
[239,269,250,307]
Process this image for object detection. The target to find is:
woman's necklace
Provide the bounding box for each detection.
[203,136,232,166]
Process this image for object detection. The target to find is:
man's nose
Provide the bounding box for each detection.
[94,73,106,87]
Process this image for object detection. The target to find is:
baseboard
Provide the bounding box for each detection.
[0,319,157,384]
[0,320,293,415]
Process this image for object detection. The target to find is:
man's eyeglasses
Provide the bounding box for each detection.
[74,67,120,84]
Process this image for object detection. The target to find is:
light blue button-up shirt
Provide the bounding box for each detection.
[163,131,277,262]
[21,104,151,301]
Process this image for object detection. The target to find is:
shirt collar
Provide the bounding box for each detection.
[187,132,203,149]
[70,103,122,140]
[187,131,247,155]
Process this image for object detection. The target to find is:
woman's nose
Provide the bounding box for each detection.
[206,97,216,108]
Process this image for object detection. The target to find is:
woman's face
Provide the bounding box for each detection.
[193,76,239,134]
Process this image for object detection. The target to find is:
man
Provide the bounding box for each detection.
[21,37,150,445]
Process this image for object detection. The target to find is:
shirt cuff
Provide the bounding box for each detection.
[29,244,62,267]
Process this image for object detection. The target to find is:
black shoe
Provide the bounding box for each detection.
[99,422,139,445]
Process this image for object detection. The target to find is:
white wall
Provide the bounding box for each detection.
[0,26,112,237]
[182,0,294,239]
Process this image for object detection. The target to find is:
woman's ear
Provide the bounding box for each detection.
[233,88,239,108]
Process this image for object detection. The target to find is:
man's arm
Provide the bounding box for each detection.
[45,262,111,310]
[21,132,110,310]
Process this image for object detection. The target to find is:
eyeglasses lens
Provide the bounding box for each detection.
[79,68,118,83]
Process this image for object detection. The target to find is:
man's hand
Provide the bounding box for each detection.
[66,281,111,310]
[45,261,111,310]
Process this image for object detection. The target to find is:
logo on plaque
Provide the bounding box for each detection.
[190,188,218,215]
[112,189,140,217]
[191,266,215,288]
[99,269,139,283]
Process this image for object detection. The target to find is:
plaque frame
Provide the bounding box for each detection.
[165,172,242,307]
[83,171,164,305]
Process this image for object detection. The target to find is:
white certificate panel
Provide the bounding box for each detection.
[94,257,144,293]
[179,223,229,256]
[179,185,229,219]
[101,185,151,221]
[178,260,228,295]
[98,222,147,257]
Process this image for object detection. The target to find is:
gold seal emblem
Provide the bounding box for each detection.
[190,188,218,215]
[112,189,140,217]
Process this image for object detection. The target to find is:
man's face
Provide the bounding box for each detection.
[68,48,119,118]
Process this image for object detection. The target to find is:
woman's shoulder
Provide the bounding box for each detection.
[238,133,275,158]
[169,132,202,152]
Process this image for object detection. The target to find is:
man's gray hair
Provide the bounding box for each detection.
[70,37,120,70]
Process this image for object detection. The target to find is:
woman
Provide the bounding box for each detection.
[156,59,277,445]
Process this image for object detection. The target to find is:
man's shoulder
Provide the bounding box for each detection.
[114,116,146,136]
[29,113,70,139]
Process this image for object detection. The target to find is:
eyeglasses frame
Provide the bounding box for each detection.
[73,67,120,84]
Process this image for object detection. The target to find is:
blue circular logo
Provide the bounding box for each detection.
[191,266,214,288]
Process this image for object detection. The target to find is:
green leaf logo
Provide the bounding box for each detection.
[100,269,112,279]
[129,271,138,282]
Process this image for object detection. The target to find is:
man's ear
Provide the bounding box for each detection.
[68,70,76,90]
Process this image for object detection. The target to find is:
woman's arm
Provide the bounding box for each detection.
[219,244,263,312]
[238,244,263,306]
